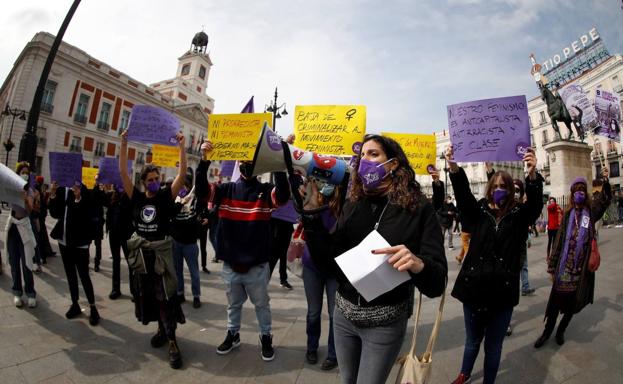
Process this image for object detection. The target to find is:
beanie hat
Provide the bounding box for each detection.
[570,176,587,191]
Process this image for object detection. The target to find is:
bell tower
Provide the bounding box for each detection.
[176,30,213,91]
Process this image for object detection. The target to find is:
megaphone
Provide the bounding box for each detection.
[250,122,348,185]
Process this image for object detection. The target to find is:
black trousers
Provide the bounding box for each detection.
[544,291,574,337]
[59,244,95,305]
[199,224,209,267]
[547,229,558,258]
[109,232,134,295]
[269,218,294,283]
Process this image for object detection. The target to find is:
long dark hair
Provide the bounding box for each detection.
[349,134,422,212]
[484,171,517,215]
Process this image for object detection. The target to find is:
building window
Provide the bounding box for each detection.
[610,162,620,178]
[136,152,145,165]
[539,111,547,124]
[75,94,90,123]
[542,129,549,144]
[120,110,131,132]
[95,142,105,157]
[181,63,190,76]
[199,65,206,79]
[530,134,535,146]
[70,136,82,153]
[97,102,111,131]
[41,80,57,113]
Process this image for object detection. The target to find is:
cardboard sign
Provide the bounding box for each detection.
[294,105,366,156]
[207,113,270,160]
[0,163,28,208]
[127,105,180,145]
[49,152,83,187]
[559,83,599,134]
[382,132,436,175]
[594,89,621,141]
[82,167,98,189]
[98,157,133,187]
[447,95,531,162]
[152,144,181,168]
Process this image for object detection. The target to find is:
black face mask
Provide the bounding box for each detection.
[239,163,254,179]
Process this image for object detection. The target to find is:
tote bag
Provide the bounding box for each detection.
[395,289,446,384]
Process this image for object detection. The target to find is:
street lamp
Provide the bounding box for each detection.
[264,87,288,133]
[1,105,27,166]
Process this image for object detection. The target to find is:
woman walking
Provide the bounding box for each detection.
[5,162,37,308]
[119,129,187,369]
[303,134,447,384]
[534,169,611,348]
[446,146,543,384]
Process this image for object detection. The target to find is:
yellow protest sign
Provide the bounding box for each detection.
[82,167,98,189]
[152,144,180,168]
[207,113,271,160]
[294,105,366,156]
[382,132,437,175]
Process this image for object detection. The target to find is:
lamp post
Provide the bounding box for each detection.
[18,0,81,172]
[2,105,28,166]
[264,87,288,133]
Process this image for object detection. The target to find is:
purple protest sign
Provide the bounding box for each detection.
[49,152,83,187]
[220,161,236,178]
[447,95,530,162]
[98,157,133,187]
[271,200,299,223]
[126,105,180,145]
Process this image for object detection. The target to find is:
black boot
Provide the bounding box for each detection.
[556,313,573,346]
[534,331,550,348]
[169,340,182,369]
[151,327,167,348]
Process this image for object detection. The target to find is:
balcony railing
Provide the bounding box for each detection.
[74,114,87,124]
[97,121,110,131]
[69,144,82,153]
[41,102,54,114]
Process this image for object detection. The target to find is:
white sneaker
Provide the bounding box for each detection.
[14,296,23,307]
[27,298,37,308]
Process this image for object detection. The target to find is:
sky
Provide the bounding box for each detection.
[1,0,622,137]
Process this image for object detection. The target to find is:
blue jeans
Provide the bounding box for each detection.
[222,262,272,335]
[520,258,531,292]
[302,265,337,360]
[333,307,407,384]
[460,304,513,384]
[7,225,36,298]
[172,240,200,298]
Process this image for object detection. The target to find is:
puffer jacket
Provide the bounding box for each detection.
[449,167,543,310]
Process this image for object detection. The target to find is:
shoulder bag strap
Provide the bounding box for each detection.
[422,287,447,362]
[406,292,422,358]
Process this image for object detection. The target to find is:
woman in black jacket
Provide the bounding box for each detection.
[105,185,135,300]
[49,182,100,326]
[446,146,543,384]
[303,134,447,384]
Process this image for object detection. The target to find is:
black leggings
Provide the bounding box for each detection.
[269,218,294,283]
[547,229,558,257]
[59,244,95,305]
[109,233,133,295]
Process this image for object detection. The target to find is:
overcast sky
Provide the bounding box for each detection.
[1,0,622,136]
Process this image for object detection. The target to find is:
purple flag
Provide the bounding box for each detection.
[447,95,531,162]
[49,152,83,187]
[98,157,133,187]
[127,105,180,145]
[271,200,299,223]
[220,96,255,178]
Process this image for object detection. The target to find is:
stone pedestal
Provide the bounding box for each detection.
[543,140,593,199]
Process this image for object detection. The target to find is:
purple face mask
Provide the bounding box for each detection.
[493,189,508,206]
[358,158,393,191]
[573,191,586,204]
[146,181,160,194]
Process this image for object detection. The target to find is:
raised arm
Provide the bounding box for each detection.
[431,169,444,212]
[195,141,212,199]
[170,132,187,198]
[520,148,544,224]
[445,145,479,219]
[119,130,135,199]
[591,168,613,222]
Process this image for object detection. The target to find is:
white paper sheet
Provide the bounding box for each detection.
[0,163,27,208]
[335,230,411,302]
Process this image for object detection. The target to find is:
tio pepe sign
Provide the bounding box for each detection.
[541,27,600,72]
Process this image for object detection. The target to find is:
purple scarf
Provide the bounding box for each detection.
[556,207,590,291]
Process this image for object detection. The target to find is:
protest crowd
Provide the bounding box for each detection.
[0,92,616,384]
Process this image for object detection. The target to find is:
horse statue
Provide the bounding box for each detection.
[539,83,584,141]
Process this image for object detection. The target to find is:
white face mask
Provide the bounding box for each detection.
[20,174,29,182]
[514,192,520,200]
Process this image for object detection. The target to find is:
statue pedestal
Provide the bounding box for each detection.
[544,140,593,199]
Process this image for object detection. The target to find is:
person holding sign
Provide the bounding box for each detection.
[5,162,37,308]
[119,129,187,370]
[444,146,543,384]
[49,180,100,326]
[534,169,611,349]
[302,134,447,384]
[197,140,290,362]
